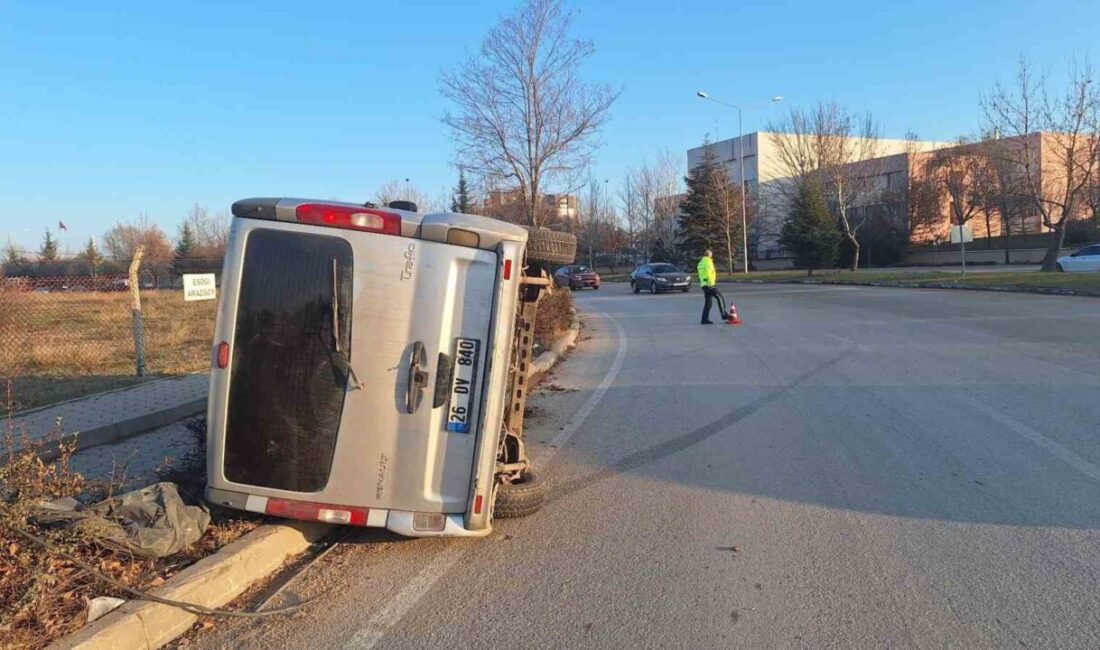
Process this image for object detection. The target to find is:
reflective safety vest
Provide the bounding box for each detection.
[697,256,716,287]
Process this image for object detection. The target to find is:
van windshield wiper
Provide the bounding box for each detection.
[332,259,363,391]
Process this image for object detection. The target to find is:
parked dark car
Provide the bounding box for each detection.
[553,265,601,290]
[630,263,691,294]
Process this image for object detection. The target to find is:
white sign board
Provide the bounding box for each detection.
[949,224,974,244]
[183,273,217,301]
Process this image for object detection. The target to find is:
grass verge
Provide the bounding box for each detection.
[713,269,1100,295]
[600,268,1100,296]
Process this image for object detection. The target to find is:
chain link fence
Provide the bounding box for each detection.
[1,259,221,412]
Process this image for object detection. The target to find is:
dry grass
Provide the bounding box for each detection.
[4,283,591,411]
[534,289,575,350]
[0,384,258,650]
[1,290,216,411]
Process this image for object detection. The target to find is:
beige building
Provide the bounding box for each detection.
[485,190,578,227]
[687,133,947,258]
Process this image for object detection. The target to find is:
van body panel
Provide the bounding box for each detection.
[207,216,508,516]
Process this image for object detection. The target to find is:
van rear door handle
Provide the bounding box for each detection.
[405,341,429,414]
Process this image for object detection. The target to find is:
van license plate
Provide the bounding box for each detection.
[446,338,481,433]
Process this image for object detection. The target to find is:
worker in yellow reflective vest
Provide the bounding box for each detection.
[697,250,729,324]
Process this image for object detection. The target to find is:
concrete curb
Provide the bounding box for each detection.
[529,310,581,378]
[50,521,331,650]
[78,398,206,451]
[36,397,207,463]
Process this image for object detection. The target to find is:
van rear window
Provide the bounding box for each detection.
[223,229,353,492]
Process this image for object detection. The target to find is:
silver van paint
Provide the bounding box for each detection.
[206,202,528,536]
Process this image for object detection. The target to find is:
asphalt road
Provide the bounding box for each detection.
[194,284,1100,650]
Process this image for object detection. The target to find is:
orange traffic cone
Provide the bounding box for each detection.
[727,304,742,325]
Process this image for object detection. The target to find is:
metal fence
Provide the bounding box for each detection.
[1,259,222,411]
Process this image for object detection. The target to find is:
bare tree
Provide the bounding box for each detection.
[983,57,1100,271]
[925,143,987,247]
[102,213,174,286]
[768,102,882,270]
[907,155,946,244]
[184,204,230,259]
[440,0,617,227]
[375,179,446,212]
[577,176,607,267]
[650,149,684,258]
[636,164,658,260]
[617,172,641,264]
[971,136,1029,262]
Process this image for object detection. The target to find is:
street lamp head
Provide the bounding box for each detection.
[771,96,783,103]
[696,91,709,99]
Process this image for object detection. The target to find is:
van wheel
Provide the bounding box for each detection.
[494,469,545,518]
[523,227,577,265]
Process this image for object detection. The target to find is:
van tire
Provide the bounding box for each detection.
[494,469,545,518]
[524,227,577,265]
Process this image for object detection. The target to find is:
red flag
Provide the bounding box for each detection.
[58,220,68,231]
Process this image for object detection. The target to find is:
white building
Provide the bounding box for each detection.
[686,132,945,260]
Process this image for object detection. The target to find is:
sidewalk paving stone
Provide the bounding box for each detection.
[7,374,209,456]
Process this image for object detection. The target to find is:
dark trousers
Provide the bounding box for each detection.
[701,285,727,322]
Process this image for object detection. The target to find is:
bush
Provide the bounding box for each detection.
[533,288,574,350]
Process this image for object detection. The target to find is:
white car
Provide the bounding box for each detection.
[205,198,575,537]
[1056,244,1100,273]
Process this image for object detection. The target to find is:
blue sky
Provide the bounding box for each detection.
[2,0,1097,253]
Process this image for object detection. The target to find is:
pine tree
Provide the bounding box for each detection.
[451,171,472,213]
[4,238,26,265]
[779,179,840,276]
[175,222,198,259]
[678,143,740,271]
[78,237,103,274]
[38,228,59,261]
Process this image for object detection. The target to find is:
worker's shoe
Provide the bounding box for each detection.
[701,320,715,325]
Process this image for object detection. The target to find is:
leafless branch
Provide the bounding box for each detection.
[440,0,619,226]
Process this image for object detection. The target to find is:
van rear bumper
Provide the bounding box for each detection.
[206,487,492,538]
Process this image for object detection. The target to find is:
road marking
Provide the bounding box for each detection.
[542,309,628,461]
[343,307,627,649]
[959,394,1100,484]
[343,544,466,650]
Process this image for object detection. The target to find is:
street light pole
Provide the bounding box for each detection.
[696,92,783,274]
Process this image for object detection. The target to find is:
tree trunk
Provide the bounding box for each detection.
[725,227,735,275]
[847,232,860,272]
[1001,210,1011,265]
[985,213,994,249]
[1041,221,1068,271]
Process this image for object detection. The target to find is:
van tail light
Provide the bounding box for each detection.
[295,204,401,235]
[216,341,229,368]
[473,493,484,515]
[503,259,513,280]
[265,497,369,526]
